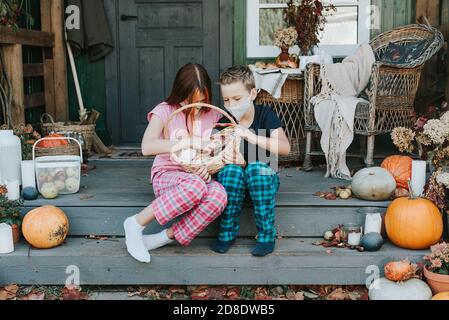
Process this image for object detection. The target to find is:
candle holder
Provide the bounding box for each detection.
[343,223,363,247]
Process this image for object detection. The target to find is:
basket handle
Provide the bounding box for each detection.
[40,113,56,125]
[163,103,237,140]
[32,137,83,163]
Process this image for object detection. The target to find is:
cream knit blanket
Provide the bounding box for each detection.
[311,43,375,180]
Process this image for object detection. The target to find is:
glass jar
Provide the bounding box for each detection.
[343,223,363,246]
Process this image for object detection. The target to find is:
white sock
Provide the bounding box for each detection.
[143,229,174,252]
[124,216,151,263]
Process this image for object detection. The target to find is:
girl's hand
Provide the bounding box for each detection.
[193,166,211,183]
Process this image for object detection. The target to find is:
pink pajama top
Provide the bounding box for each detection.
[147,102,222,180]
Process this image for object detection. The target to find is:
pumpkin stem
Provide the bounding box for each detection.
[407,179,416,200]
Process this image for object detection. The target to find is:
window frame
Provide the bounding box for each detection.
[246,0,372,58]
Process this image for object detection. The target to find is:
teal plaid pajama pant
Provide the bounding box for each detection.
[216,162,280,243]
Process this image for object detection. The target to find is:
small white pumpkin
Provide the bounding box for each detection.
[65,177,79,193]
[66,167,78,178]
[41,182,59,199]
[352,167,396,201]
[54,179,66,192]
[369,278,432,300]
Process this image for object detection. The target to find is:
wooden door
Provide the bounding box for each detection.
[118,0,220,144]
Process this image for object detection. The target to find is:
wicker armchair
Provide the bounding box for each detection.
[303,24,445,170]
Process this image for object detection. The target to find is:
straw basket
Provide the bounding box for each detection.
[40,113,96,152]
[164,103,243,175]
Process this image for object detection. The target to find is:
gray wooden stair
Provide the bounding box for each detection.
[0,238,426,286]
[0,160,429,286]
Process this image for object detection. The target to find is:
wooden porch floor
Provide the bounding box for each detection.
[0,160,427,286]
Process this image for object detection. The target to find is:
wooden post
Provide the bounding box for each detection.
[415,0,440,25]
[51,0,69,122]
[40,0,56,118]
[2,44,25,126]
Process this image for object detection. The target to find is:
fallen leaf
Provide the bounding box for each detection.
[21,291,45,300]
[80,195,94,201]
[0,285,19,300]
[294,291,305,300]
[226,287,241,300]
[326,288,348,300]
[208,286,227,300]
[254,287,270,300]
[169,286,186,294]
[61,287,89,300]
[348,291,362,300]
[190,286,209,300]
[303,291,320,300]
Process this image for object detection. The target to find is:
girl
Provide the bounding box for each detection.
[124,63,228,263]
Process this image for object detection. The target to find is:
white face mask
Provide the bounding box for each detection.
[225,97,252,121]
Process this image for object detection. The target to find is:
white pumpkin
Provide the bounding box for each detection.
[352,167,396,201]
[65,177,79,193]
[369,278,432,300]
[40,182,59,199]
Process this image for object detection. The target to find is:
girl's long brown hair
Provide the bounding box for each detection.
[166,63,212,134]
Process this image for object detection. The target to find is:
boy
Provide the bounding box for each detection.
[211,65,291,257]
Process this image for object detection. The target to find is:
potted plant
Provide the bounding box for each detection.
[423,242,449,294]
[284,0,336,56]
[0,0,33,30]
[274,27,299,68]
[0,184,24,243]
[391,107,449,174]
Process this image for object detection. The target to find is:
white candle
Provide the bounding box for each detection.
[6,180,20,201]
[348,232,362,246]
[365,214,382,235]
[411,160,427,197]
[21,160,36,188]
[0,223,14,254]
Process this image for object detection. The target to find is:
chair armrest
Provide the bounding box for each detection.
[304,63,322,127]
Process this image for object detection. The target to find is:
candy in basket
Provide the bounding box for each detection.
[166,103,243,175]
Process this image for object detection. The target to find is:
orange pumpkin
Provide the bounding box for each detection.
[384,260,414,282]
[385,196,443,250]
[22,205,69,249]
[432,292,449,300]
[37,134,69,148]
[381,155,413,189]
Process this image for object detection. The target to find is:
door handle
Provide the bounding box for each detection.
[120,14,138,21]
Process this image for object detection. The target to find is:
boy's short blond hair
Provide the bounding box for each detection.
[219,65,256,92]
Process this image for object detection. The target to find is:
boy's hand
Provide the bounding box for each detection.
[235,125,257,145]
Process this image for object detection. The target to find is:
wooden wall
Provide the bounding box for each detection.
[67,0,441,145]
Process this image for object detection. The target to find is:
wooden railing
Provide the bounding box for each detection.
[0,0,68,127]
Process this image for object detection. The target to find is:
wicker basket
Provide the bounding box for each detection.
[40,113,96,152]
[164,103,242,175]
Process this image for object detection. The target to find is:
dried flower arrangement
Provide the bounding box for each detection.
[0,124,41,160]
[274,27,298,49]
[284,0,336,55]
[391,109,449,168]
[424,242,449,275]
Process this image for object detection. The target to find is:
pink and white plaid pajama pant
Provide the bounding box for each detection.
[151,170,228,246]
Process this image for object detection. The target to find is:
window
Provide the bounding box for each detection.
[247,0,372,58]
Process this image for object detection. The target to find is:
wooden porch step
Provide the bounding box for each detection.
[22,206,387,238]
[0,237,426,286]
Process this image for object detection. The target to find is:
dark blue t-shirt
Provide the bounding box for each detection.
[216,104,284,165]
